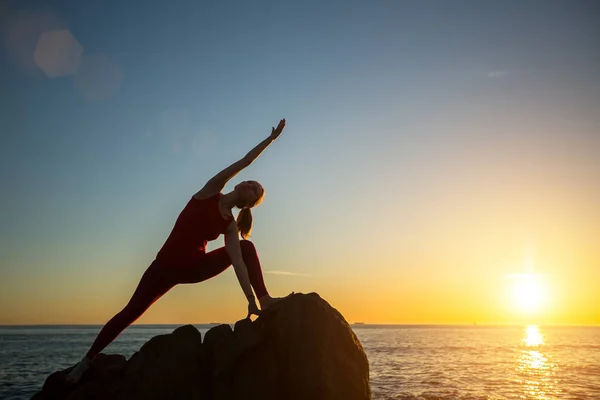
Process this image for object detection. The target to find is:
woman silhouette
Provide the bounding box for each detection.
[66,119,289,383]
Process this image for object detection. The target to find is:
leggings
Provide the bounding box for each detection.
[86,239,268,358]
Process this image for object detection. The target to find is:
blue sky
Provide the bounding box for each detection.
[1,1,599,325]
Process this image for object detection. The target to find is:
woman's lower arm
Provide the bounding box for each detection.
[232,261,255,299]
[225,227,256,300]
[225,241,255,298]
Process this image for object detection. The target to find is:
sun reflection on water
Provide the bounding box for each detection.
[524,325,544,347]
[515,325,559,399]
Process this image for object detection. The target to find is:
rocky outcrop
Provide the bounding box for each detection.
[32,293,371,400]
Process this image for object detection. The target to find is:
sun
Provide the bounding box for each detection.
[509,274,548,313]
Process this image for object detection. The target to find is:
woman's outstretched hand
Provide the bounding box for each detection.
[269,119,286,141]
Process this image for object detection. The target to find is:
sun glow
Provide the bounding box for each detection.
[509,274,548,313]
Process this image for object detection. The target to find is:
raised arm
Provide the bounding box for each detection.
[195,119,285,197]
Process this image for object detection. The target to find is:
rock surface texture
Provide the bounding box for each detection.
[32,293,371,400]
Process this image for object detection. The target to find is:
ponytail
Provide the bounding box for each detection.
[237,207,253,239]
[236,183,265,239]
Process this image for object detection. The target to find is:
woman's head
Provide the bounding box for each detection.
[234,180,264,209]
[234,180,264,239]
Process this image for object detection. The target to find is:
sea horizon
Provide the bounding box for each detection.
[1,323,598,328]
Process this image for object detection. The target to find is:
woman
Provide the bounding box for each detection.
[66,119,289,383]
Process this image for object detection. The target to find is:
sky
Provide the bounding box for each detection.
[1,0,599,326]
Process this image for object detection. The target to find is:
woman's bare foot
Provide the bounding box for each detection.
[65,356,92,383]
[259,292,294,310]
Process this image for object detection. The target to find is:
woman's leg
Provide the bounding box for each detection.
[174,240,269,299]
[67,261,175,382]
[86,261,175,358]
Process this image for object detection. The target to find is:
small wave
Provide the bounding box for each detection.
[379,392,489,400]
[552,344,600,350]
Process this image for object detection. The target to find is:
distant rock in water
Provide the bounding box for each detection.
[32,293,372,400]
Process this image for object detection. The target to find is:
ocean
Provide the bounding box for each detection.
[0,325,599,399]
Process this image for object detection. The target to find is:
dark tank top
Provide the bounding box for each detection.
[156,193,233,267]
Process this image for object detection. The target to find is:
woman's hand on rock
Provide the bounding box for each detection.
[247,299,261,319]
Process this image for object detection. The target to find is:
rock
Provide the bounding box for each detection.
[34,354,127,400]
[211,293,371,400]
[233,318,260,350]
[32,293,371,400]
[120,324,208,400]
[202,323,238,379]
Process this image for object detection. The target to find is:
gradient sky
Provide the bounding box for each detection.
[1,1,599,326]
